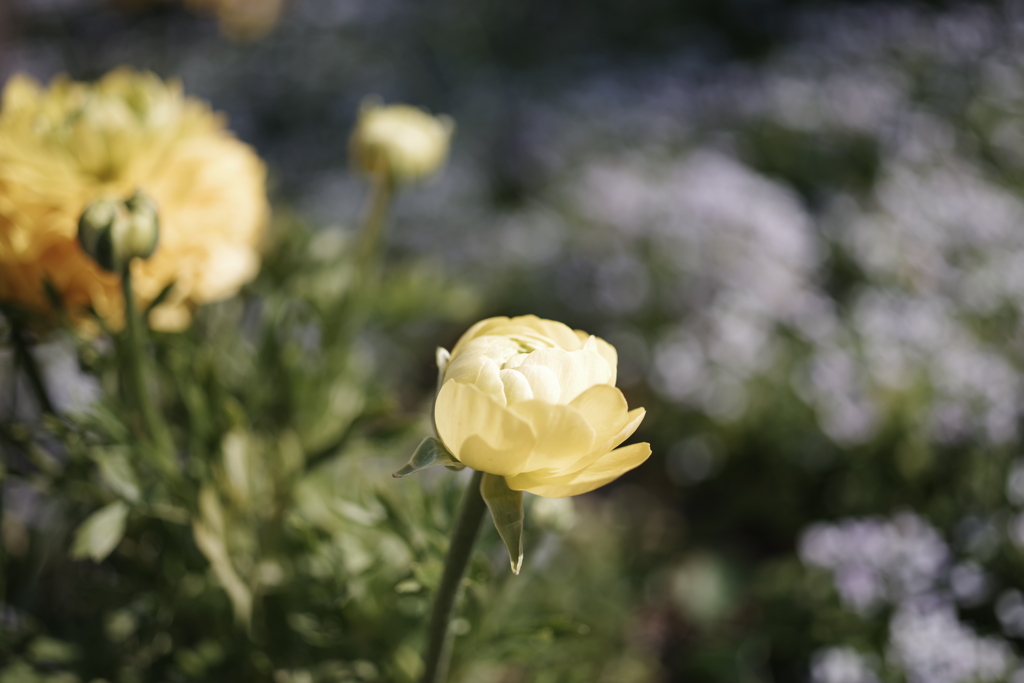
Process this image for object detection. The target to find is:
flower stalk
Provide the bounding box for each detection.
[120,266,173,467]
[10,322,55,415]
[356,163,394,268]
[421,469,486,683]
[322,163,394,354]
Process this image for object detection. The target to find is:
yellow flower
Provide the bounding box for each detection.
[0,68,268,331]
[183,0,285,42]
[350,101,453,184]
[434,315,651,498]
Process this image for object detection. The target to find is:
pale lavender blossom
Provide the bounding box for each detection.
[799,513,949,613]
[810,647,880,683]
[888,601,1014,683]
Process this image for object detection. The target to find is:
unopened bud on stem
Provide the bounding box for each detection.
[78,190,160,273]
[350,100,454,184]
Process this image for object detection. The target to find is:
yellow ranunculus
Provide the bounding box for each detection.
[434,315,651,498]
[0,68,268,331]
[183,0,285,42]
[350,102,453,184]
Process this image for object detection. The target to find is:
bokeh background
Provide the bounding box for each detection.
[4,0,1024,681]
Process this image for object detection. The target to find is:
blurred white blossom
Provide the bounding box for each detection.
[889,601,1014,683]
[802,513,1019,683]
[1006,461,1024,506]
[810,647,880,683]
[564,150,822,422]
[996,590,1024,638]
[800,513,949,613]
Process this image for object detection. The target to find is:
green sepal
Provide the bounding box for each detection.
[392,437,464,478]
[480,473,524,574]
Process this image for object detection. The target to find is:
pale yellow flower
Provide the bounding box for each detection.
[183,0,285,42]
[112,0,283,42]
[0,68,268,331]
[350,102,453,184]
[434,315,651,498]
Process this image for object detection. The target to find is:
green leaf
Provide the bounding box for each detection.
[27,636,78,664]
[192,486,253,628]
[71,501,129,562]
[480,473,524,574]
[392,437,464,478]
[92,446,140,503]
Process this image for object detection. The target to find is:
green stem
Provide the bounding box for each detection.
[121,267,173,463]
[421,470,486,683]
[356,165,394,268]
[10,323,56,416]
[324,164,393,350]
[0,455,6,605]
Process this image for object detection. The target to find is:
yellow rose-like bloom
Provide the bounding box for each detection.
[434,315,651,498]
[350,102,453,184]
[0,68,268,331]
[184,0,285,42]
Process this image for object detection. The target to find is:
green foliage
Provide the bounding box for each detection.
[0,216,657,682]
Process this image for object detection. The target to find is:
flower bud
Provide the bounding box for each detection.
[350,101,453,184]
[78,190,160,273]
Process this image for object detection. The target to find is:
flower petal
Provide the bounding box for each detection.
[575,331,618,385]
[448,316,509,357]
[507,442,651,498]
[551,405,646,477]
[527,317,587,351]
[434,380,535,476]
[444,352,506,404]
[514,347,612,404]
[569,384,630,442]
[508,400,596,472]
[474,356,506,403]
[499,368,533,404]
[565,409,643,473]
[448,317,528,356]
[511,365,561,404]
[449,315,587,359]
[608,407,645,451]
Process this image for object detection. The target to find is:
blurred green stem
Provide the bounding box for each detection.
[421,469,486,683]
[323,164,394,356]
[356,164,394,270]
[323,164,393,352]
[0,458,5,605]
[11,322,55,415]
[121,266,174,466]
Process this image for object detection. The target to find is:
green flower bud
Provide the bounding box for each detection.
[78,190,160,273]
